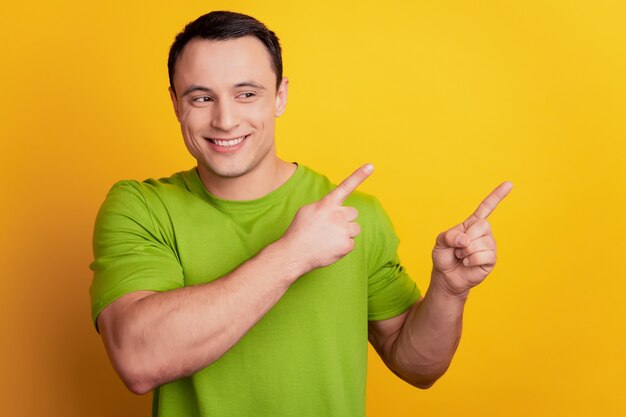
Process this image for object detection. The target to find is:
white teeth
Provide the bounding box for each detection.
[212,136,246,147]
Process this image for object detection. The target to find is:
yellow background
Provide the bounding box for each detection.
[1,1,624,416]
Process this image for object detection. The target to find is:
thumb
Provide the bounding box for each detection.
[435,225,469,249]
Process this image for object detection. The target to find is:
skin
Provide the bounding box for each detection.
[96,35,513,395]
[169,36,294,200]
[368,181,513,388]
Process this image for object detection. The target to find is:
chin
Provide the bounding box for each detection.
[200,160,255,180]
[195,143,274,181]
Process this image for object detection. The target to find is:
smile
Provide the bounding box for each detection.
[207,135,250,148]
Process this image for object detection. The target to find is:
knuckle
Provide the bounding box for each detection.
[331,210,344,223]
[480,252,494,264]
[341,239,355,254]
[474,218,486,228]
[341,206,357,220]
[318,197,332,208]
[444,229,456,243]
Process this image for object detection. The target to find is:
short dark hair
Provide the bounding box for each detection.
[168,11,283,95]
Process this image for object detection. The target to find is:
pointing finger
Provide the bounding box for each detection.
[325,164,374,205]
[467,181,513,222]
[465,218,492,241]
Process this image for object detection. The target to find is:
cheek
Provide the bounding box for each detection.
[248,98,277,121]
[179,107,208,131]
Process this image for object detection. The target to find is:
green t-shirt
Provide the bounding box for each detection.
[90,164,420,417]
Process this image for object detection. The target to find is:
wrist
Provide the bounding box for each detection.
[429,270,470,304]
[263,237,309,285]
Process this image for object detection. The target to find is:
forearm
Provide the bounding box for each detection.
[100,169,371,395]
[106,238,304,394]
[389,270,468,388]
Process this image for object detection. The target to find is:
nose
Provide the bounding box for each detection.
[211,99,239,131]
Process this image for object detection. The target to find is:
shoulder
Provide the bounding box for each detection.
[107,170,192,199]
[100,170,195,211]
[94,170,198,236]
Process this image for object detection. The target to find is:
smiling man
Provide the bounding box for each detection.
[90,11,512,417]
[170,35,293,199]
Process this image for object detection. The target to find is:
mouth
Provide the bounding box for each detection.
[206,134,250,148]
[205,134,250,152]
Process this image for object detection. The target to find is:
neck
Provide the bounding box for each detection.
[197,157,297,201]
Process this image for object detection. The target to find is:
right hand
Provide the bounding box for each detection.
[282,164,374,272]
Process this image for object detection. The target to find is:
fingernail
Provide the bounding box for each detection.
[463,257,470,266]
[363,164,374,174]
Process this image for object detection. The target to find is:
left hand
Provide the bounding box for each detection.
[432,182,513,296]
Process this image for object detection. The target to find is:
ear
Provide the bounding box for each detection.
[275,77,289,117]
[169,86,181,122]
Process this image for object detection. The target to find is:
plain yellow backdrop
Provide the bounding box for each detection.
[1,1,624,416]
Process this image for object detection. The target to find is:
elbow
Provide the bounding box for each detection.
[390,350,450,390]
[98,299,164,395]
[409,376,439,390]
[115,357,157,395]
[125,378,153,396]
[392,362,446,390]
[397,370,440,390]
[103,327,158,394]
[107,341,158,395]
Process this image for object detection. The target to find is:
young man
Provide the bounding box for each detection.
[90,11,512,416]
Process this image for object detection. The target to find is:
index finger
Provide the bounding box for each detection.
[325,164,374,205]
[468,181,513,221]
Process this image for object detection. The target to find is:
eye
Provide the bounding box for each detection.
[237,92,256,99]
[192,96,213,103]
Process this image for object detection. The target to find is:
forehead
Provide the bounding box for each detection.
[174,36,275,91]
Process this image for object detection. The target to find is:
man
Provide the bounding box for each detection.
[90,10,512,417]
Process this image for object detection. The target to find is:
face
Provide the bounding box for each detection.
[169,36,288,181]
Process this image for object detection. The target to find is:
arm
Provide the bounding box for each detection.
[368,181,513,388]
[96,165,373,395]
[99,238,305,395]
[368,272,466,389]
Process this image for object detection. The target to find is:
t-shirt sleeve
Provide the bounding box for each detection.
[89,181,184,331]
[366,197,421,321]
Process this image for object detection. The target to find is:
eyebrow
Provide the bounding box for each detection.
[181,85,212,97]
[181,81,266,97]
[234,81,266,90]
